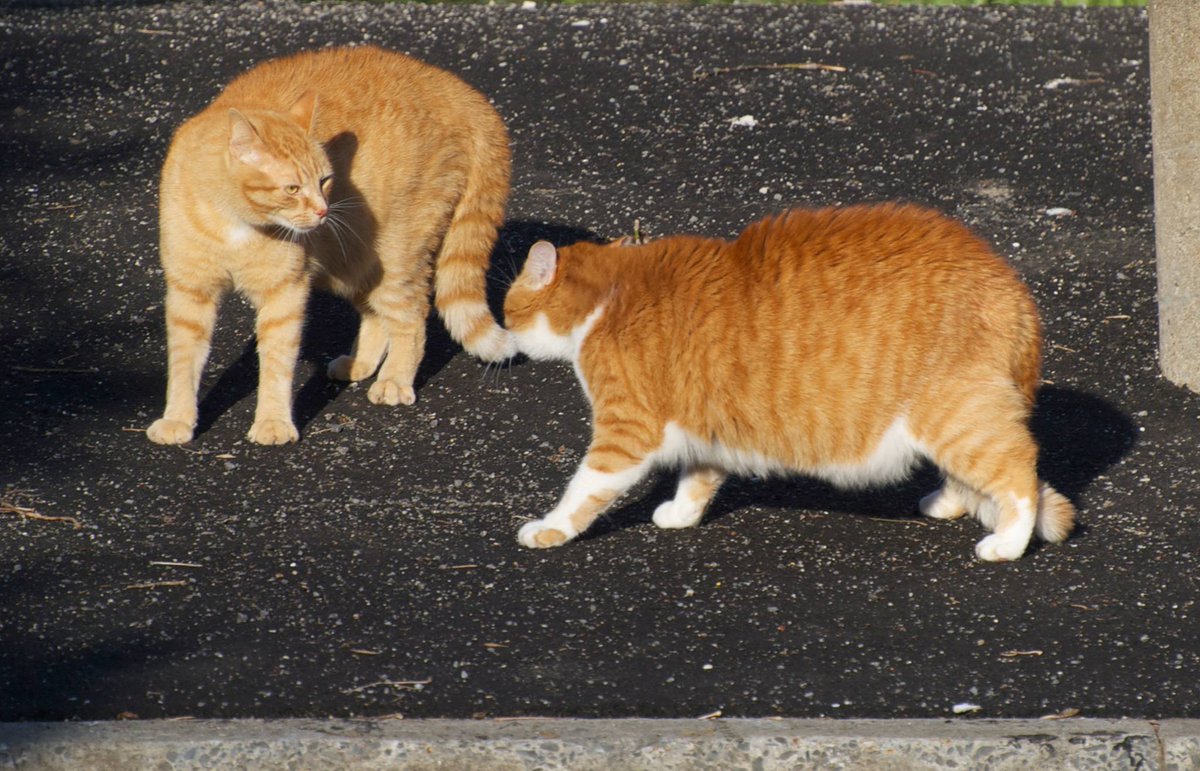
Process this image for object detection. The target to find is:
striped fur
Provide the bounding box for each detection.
[147,46,513,445]
[506,204,1075,561]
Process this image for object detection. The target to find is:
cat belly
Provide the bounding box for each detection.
[657,417,925,489]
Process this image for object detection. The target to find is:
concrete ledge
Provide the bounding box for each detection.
[1151,0,1200,391]
[1,718,1197,770]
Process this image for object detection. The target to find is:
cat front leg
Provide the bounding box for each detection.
[518,459,649,548]
[653,466,726,529]
[147,281,220,444]
[246,279,309,445]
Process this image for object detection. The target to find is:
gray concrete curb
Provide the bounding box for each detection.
[1,718,1198,770]
[1150,0,1200,392]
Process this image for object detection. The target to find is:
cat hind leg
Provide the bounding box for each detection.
[927,427,1040,561]
[945,480,1074,545]
[327,311,388,383]
[366,294,428,407]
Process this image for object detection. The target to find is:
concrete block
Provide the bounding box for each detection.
[1151,0,1200,392]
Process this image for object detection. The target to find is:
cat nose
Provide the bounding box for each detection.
[314,205,328,219]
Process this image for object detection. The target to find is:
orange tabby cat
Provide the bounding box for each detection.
[147,46,514,445]
[504,203,1075,561]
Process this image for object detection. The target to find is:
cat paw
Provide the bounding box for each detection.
[517,520,572,548]
[652,500,704,529]
[974,533,1027,562]
[368,380,417,406]
[919,488,967,520]
[146,418,194,445]
[327,355,378,382]
[247,418,299,445]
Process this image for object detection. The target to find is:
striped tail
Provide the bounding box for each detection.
[433,128,516,363]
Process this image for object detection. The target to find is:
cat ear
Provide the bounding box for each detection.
[228,109,267,166]
[525,241,558,289]
[287,90,318,134]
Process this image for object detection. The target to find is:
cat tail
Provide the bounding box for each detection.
[1035,482,1076,543]
[433,130,517,363]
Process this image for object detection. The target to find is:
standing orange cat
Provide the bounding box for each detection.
[147,46,514,445]
[504,204,1075,561]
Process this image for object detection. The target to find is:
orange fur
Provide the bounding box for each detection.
[506,203,1075,561]
[147,46,514,445]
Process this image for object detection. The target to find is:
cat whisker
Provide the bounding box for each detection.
[273,224,305,248]
[479,354,514,387]
[504,252,521,283]
[325,211,370,252]
[330,195,364,210]
[486,269,516,288]
[322,215,351,263]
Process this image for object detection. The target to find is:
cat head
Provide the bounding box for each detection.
[226,92,333,234]
[505,239,622,361]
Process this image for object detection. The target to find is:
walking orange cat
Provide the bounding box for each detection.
[504,204,1074,561]
[147,46,514,445]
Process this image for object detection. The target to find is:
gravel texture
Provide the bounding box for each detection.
[3,1,1196,724]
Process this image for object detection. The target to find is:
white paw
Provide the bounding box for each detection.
[919,488,967,520]
[517,520,572,549]
[327,355,377,382]
[368,379,416,406]
[247,418,299,445]
[974,533,1028,562]
[652,500,704,529]
[146,418,194,445]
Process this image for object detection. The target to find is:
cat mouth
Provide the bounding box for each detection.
[277,218,325,236]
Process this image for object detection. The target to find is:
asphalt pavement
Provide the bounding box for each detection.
[2,0,1197,762]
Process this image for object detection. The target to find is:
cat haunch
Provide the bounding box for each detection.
[147,46,515,446]
[505,204,1075,562]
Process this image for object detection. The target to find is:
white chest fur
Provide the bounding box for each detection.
[225,221,259,247]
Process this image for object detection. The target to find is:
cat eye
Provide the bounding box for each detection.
[284,184,301,195]
[320,175,334,192]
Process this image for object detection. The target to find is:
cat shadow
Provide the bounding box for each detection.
[192,219,601,440]
[582,385,1135,543]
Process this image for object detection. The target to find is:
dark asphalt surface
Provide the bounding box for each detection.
[3,2,1197,723]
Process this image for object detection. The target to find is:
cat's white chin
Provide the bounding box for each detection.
[512,306,605,361]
